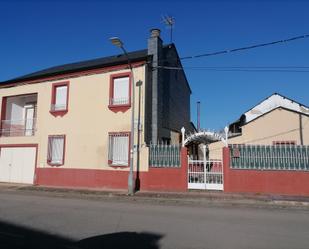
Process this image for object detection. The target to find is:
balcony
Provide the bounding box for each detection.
[1,118,36,137]
[1,94,37,137]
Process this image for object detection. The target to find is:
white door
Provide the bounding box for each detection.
[0,147,36,184]
[24,105,35,136]
[0,148,12,183]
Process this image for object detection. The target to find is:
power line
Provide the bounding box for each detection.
[155,65,309,73]
[180,34,309,61]
[149,33,309,65]
[166,66,309,69]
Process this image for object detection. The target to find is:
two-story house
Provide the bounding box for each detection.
[0,29,192,189]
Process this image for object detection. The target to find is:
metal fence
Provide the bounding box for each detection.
[149,143,181,168]
[230,144,309,171]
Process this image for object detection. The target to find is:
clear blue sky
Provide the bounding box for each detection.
[1,0,308,130]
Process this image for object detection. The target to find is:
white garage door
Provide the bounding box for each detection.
[0,147,36,184]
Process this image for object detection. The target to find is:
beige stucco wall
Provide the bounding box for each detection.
[209,108,309,160]
[170,130,181,145]
[0,65,150,172]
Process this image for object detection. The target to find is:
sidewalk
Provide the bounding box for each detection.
[1,183,309,209]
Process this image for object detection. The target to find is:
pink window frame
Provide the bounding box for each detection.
[50,81,70,117]
[108,72,131,113]
[108,132,131,168]
[47,135,66,166]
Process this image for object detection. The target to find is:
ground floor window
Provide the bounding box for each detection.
[47,135,65,166]
[108,132,130,166]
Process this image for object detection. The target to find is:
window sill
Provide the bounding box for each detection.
[108,104,131,113]
[50,109,68,117]
[47,162,64,167]
[108,162,129,168]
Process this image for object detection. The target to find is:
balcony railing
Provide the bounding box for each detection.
[0,119,37,137]
[50,104,67,111]
[110,97,130,106]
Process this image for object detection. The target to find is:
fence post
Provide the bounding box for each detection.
[222,147,230,192]
[181,127,185,147]
[202,144,207,188]
[224,126,229,147]
[181,147,188,191]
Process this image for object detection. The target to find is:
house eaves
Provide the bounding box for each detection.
[0,49,149,86]
[242,106,309,127]
[244,93,309,123]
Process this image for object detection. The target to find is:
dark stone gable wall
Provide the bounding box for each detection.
[160,45,191,138]
[144,44,191,144]
[144,29,192,145]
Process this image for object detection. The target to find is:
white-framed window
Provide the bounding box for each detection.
[110,75,130,106]
[47,135,65,165]
[108,132,130,166]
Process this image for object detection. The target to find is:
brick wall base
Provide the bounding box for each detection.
[223,147,309,196]
[36,148,188,192]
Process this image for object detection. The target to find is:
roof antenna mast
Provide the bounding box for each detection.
[161,15,175,43]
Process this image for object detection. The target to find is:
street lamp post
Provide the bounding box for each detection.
[110,37,135,195]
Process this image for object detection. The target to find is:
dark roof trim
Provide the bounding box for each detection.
[190,121,197,132]
[243,92,309,115]
[241,106,309,127]
[0,49,149,85]
[229,93,309,127]
[228,133,242,139]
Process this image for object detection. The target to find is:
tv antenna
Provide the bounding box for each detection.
[161,15,175,43]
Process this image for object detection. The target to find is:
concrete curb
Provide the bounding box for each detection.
[1,184,309,209]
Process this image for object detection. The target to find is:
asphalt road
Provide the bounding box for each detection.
[0,190,308,249]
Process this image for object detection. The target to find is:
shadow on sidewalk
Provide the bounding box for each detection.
[0,220,162,249]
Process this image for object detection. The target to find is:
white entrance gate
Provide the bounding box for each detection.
[188,158,223,190]
[181,126,228,191]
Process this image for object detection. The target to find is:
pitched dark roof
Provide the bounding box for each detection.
[0,49,149,85]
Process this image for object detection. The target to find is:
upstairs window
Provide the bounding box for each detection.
[47,135,65,166]
[109,73,131,111]
[50,82,69,116]
[108,132,130,166]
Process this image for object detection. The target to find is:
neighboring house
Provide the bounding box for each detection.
[0,28,192,188]
[209,93,309,160]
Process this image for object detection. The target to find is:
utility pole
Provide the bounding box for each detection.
[197,101,201,131]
